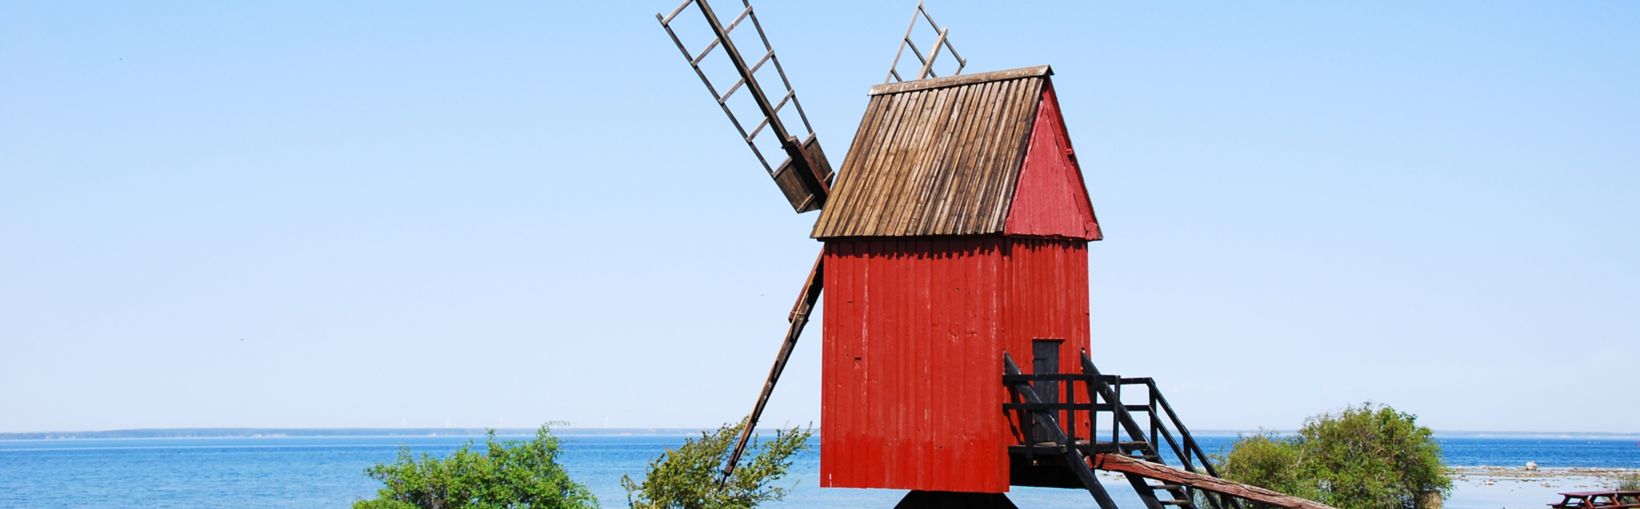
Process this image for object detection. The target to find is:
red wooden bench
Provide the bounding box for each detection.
[1549,491,1640,509]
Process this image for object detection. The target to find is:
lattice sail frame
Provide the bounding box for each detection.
[657,0,832,213]
[883,0,968,84]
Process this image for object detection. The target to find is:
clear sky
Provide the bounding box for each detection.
[2,2,1636,434]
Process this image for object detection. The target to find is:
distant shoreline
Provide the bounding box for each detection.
[4,427,1638,441]
[1451,465,1640,482]
[0,428,707,440]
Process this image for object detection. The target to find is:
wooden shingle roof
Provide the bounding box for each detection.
[811,66,1054,239]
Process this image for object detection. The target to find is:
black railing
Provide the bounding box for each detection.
[1003,350,1244,509]
[1001,353,1122,509]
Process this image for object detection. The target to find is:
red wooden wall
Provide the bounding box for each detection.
[1001,237,1093,440]
[819,237,1090,493]
[821,237,1008,492]
[1005,84,1101,241]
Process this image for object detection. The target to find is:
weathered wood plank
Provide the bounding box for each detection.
[994,79,1045,229]
[870,65,1053,96]
[1092,453,1337,509]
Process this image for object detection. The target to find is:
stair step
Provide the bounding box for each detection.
[1157,500,1195,507]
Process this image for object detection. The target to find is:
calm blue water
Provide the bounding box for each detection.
[1,434,1636,508]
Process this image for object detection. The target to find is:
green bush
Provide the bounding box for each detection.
[355,426,597,509]
[621,420,812,509]
[1217,433,1319,502]
[1218,403,1451,509]
[1618,472,1640,491]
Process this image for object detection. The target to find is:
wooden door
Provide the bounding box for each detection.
[1031,339,1062,443]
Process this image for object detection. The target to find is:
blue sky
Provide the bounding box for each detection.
[1,2,1636,434]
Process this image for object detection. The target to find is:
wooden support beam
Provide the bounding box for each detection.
[1091,453,1337,509]
[720,253,824,482]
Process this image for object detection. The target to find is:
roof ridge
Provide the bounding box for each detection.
[868,65,1053,96]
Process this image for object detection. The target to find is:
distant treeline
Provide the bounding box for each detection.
[0,428,708,440]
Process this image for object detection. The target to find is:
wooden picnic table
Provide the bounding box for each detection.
[1549,490,1640,509]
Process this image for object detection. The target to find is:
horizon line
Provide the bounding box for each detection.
[4,426,1638,440]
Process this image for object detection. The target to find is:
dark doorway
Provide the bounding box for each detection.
[1031,339,1063,443]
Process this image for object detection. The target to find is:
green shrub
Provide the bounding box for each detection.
[622,420,811,509]
[355,426,596,509]
[1218,403,1451,509]
[1618,472,1640,491]
[1218,433,1319,502]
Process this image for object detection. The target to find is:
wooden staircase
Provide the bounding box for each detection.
[1001,351,1333,509]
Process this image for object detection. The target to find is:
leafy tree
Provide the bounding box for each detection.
[1218,403,1451,509]
[1217,433,1318,502]
[355,426,597,509]
[621,419,812,509]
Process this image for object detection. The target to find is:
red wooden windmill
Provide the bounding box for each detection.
[655,3,1330,509]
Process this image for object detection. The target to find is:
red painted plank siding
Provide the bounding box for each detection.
[821,237,1008,493]
[820,236,1091,493]
[1004,85,1102,241]
[1001,238,1093,438]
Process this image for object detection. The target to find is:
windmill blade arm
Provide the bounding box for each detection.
[655,0,831,213]
[721,252,823,482]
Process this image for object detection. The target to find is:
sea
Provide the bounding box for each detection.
[1,432,1636,509]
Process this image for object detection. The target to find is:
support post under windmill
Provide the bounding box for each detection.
[721,253,824,483]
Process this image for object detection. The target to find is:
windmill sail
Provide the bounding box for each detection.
[658,0,832,213]
[883,1,968,83]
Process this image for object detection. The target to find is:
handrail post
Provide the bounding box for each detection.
[1087,371,1100,445]
[1065,377,1077,444]
[1111,381,1120,445]
[1148,386,1158,460]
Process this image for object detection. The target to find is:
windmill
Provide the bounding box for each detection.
[654,2,1334,509]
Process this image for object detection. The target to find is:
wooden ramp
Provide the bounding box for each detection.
[1092,453,1335,509]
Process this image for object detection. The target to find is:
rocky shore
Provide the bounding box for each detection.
[1445,466,1637,509]
[1452,465,1639,485]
